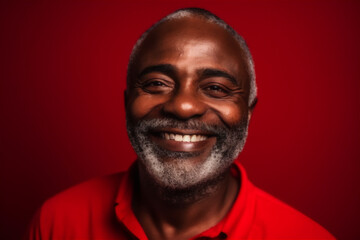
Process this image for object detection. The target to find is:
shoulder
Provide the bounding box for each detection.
[25,172,128,239]
[249,186,335,239]
[230,161,335,239]
[42,172,126,211]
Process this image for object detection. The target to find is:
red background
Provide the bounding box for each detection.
[1,1,359,239]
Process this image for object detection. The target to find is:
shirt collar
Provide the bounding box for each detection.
[192,160,256,239]
[114,160,255,240]
[114,163,148,240]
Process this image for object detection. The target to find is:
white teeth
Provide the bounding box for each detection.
[183,135,191,142]
[175,134,182,141]
[163,133,207,142]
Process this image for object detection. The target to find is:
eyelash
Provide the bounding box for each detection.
[140,79,172,94]
[202,83,232,98]
[205,85,227,92]
[145,81,166,87]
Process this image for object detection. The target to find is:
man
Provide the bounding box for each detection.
[25,8,334,240]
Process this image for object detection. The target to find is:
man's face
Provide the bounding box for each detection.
[126,17,251,189]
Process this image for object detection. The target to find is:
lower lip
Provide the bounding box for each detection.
[150,134,216,152]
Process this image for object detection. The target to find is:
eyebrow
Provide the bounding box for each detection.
[138,64,176,79]
[199,68,239,86]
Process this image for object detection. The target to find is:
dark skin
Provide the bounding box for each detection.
[125,16,254,240]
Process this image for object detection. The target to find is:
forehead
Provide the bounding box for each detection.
[136,17,245,72]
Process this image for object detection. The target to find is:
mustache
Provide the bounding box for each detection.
[128,118,231,137]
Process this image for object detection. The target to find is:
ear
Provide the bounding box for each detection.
[248,97,257,121]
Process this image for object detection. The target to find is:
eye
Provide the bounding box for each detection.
[141,79,173,94]
[146,81,165,87]
[207,85,226,92]
[203,84,230,98]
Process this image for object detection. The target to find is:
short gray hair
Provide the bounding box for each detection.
[127,8,257,107]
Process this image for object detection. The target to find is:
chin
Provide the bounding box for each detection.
[137,142,233,190]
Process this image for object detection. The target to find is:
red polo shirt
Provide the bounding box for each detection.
[25,160,335,239]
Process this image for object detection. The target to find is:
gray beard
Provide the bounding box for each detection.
[126,118,248,193]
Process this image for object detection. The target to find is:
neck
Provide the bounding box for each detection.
[132,162,239,240]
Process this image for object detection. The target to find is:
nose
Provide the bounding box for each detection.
[162,89,207,120]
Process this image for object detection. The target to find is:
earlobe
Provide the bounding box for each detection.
[248,97,257,121]
[249,97,258,111]
[248,110,252,121]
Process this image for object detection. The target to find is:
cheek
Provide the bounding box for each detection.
[128,94,166,120]
[208,101,248,126]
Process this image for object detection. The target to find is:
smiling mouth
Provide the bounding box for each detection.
[149,129,216,153]
[162,133,208,142]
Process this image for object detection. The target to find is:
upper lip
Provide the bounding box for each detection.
[150,128,216,137]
